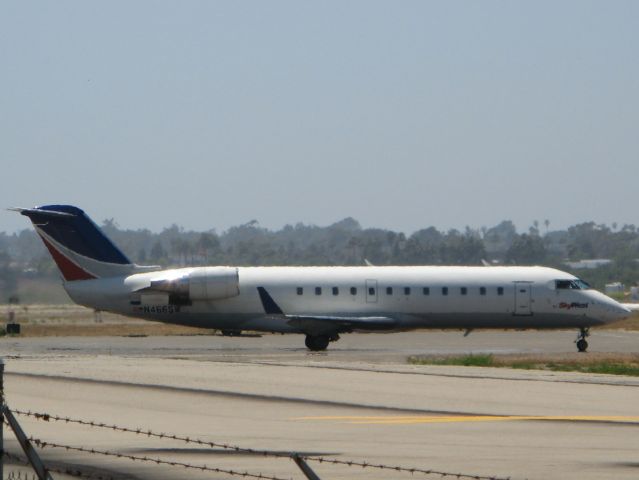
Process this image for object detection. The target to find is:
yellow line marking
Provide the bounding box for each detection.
[294,415,639,425]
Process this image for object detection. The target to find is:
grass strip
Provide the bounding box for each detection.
[408,354,639,376]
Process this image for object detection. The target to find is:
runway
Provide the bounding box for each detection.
[3,328,639,361]
[2,330,639,479]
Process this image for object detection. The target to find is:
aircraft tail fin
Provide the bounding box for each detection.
[14,205,156,281]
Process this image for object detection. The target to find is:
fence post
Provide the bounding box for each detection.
[1,357,4,480]
[3,407,53,480]
[291,454,321,480]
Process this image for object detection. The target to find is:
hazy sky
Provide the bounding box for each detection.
[1,1,638,235]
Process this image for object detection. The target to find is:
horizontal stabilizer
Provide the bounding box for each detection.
[9,207,75,219]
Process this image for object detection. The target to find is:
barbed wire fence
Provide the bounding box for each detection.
[1,360,513,480]
[6,472,38,480]
[4,449,116,480]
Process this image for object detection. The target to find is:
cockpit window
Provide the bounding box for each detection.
[574,279,591,289]
[555,279,591,290]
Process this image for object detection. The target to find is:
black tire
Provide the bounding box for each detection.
[221,329,242,337]
[305,335,330,351]
[576,339,588,352]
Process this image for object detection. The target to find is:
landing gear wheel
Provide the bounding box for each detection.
[576,338,588,352]
[221,329,242,337]
[305,335,330,351]
[575,327,590,352]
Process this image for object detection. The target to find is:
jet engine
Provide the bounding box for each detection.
[145,267,240,304]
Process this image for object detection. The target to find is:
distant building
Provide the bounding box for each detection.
[605,282,624,295]
[564,259,612,270]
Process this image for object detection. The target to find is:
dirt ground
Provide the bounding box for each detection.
[0,304,212,337]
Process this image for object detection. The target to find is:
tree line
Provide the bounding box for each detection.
[1,217,639,300]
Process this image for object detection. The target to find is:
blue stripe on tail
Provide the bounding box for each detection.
[21,205,131,265]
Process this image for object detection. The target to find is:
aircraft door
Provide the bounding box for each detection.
[514,282,532,316]
[366,279,378,303]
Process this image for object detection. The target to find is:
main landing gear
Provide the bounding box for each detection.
[305,334,340,351]
[575,327,589,353]
[221,329,242,337]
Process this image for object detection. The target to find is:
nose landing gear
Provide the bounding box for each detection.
[575,327,589,352]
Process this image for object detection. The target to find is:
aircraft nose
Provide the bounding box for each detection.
[602,298,631,321]
[614,303,631,320]
[590,291,631,322]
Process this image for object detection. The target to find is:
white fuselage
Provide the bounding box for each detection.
[63,265,629,334]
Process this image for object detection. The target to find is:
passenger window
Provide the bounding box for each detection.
[315,287,322,295]
[461,287,467,295]
[497,287,504,295]
[332,286,339,296]
[386,287,393,295]
[369,287,375,295]
[350,287,357,295]
[479,287,486,295]
[297,287,303,295]
[442,287,448,296]
[423,287,430,295]
[404,287,411,295]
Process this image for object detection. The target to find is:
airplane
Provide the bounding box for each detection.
[13,204,631,352]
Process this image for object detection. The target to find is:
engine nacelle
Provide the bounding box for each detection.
[146,266,240,303]
[188,267,240,301]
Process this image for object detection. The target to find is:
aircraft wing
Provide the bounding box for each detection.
[622,303,639,312]
[285,315,397,335]
[257,287,398,335]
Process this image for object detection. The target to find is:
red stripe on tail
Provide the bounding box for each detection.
[40,235,96,281]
